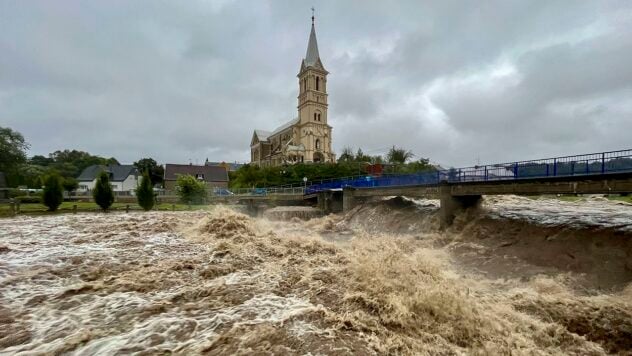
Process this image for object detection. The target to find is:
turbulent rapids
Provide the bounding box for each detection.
[0,197,631,355]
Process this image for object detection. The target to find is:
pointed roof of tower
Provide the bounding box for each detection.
[300,12,326,72]
[305,23,320,67]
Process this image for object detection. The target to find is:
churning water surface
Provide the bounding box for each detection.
[0,197,631,355]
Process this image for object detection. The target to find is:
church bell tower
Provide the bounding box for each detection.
[297,11,334,163]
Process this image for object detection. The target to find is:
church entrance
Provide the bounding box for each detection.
[313,152,324,163]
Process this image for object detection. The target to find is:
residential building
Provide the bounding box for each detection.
[77,165,140,192]
[163,164,229,191]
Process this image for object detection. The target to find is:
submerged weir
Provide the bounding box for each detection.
[0,196,631,354]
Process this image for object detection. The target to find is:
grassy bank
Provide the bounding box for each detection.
[0,201,211,217]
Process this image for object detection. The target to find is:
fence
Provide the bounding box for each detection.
[303,149,632,194]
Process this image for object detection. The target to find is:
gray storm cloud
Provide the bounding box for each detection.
[1,0,631,167]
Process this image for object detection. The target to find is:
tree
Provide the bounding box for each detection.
[175,174,207,204]
[93,171,114,211]
[339,147,355,162]
[0,127,30,185]
[136,171,155,211]
[47,149,119,178]
[355,148,372,162]
[62,177,79,195]
[387,146,414,164]
[42,173,63,211]
[133,158,164,186]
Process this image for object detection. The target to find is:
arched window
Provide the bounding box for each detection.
[318,113,321,121]
[315,139,320,150]
[316,77,320,91]
[314,113,317,121]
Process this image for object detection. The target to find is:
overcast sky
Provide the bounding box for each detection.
[2,1,632,167]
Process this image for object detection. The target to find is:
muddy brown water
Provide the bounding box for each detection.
[0,196,631,355]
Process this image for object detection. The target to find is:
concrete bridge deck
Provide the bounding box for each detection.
[313,172,632,227]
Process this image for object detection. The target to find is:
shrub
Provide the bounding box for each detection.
[93,171,114,211]
[15,195,41,204]
[8,188,23,199]
[42,174,64,211]
[136,171,155,211]
[175,174,207,204]
[63,177,79,194]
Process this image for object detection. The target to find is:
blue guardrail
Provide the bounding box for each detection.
[304,149,632,195]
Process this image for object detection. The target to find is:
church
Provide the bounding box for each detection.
[250,15,335,167]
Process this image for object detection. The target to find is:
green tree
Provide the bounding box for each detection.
[176,174,207,204]
[0,127,30,186]
[48,149,119,178]
[133,158,164,186]
[62,177,79,195]
[387,146,414,164]
[136,171,155,211]
[339,147,355,162]
[355,148,372,162]
[93,171,114,211]
[42,173,64,211]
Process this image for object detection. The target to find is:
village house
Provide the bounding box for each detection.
[250,14,335,167]
[76,164,139,192]
[163,164,229,191]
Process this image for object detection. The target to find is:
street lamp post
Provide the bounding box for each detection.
[303,177,308,193]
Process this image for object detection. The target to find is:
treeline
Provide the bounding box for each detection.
[0,126,164,189]
[230,146,436,188]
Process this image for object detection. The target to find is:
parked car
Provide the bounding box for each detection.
[252,188,267,196]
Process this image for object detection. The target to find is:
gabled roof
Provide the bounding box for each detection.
[271,117,299,136]
[164,164,228,182]
[77,165,138,182]
[253,117,299,145]
[254,129,272,142]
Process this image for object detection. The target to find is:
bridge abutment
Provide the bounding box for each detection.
[439,184,481,228]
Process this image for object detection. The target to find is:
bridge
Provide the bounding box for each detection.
[299,149,632,226]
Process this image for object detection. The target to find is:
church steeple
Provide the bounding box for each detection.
[301,10,326,72]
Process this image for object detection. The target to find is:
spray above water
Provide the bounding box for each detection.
[0,198,630,354]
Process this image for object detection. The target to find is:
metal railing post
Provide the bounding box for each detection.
[553,159,557,176]
[601,153,605,174]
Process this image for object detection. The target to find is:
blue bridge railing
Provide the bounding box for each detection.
[304,149,632,195]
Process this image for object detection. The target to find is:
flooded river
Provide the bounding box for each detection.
[0,196,631,354]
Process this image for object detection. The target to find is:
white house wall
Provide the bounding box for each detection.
[121,174,139,192]
[76,174,138,193]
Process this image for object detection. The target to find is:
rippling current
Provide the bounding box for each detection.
[0,196,631,355]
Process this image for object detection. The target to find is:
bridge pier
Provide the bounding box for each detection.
[439,184,481,228]
[342,187,357,212]
[317,190,343,214]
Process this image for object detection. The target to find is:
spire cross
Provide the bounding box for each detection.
[311,7,315,25]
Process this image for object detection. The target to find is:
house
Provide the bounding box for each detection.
[250,14,335,166]
[77,164,140,192]
[163,164,229,191]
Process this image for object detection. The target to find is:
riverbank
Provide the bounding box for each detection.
[0,201,211,217]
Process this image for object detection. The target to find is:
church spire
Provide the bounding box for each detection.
[304,8,323,69]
